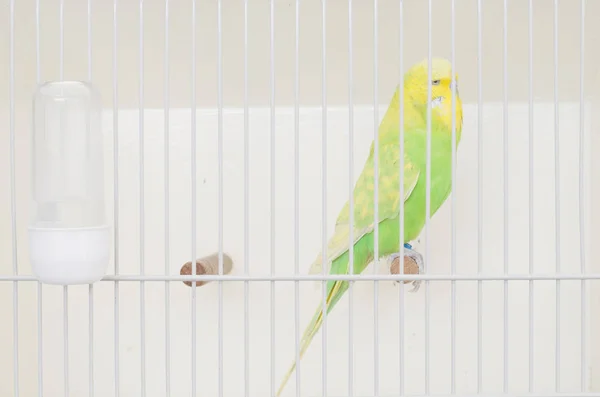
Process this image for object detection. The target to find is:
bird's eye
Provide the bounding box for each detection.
[432,80,441,85]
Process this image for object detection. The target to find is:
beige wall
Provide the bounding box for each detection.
[0,0,598,111]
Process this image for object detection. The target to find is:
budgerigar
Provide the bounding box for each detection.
[276,57,463,396]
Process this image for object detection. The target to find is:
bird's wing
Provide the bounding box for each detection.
[307,144,420,275]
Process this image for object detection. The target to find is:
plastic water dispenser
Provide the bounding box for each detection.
[29,81,110,285]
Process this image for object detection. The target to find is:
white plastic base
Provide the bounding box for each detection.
[28,225,111,285]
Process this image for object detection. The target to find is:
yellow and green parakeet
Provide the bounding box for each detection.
[276,57,463,396]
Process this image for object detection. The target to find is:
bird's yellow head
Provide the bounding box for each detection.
[403,57,463,138]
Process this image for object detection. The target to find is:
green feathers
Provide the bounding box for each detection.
[275,57,463,396]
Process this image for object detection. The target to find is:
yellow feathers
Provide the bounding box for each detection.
[403,57,463,140]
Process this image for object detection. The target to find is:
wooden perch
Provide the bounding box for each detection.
[180,252,233,287]
[389,254,420,283]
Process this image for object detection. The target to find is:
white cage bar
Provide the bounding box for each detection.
[138,2,146,396]
[190,0,197,394]
[243,1,250,397]
[578,0,587,381]
[8,0,18,396]
[348,1,356,396]
[503,0,509,393]
[528,0,535,394]
[34,0,43,395]
[1,1,598,397]
[112,0,120,395]
[163,1,171,396]
[398,1,405,397]
[87,0,95,395]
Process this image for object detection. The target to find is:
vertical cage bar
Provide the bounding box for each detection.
[503,0,509,393]
[450,0,457,393]
[217,1,224,396]
[243,0,250,395]
[63,203,69,391]
[35,0,43,395]
[425,0,432,393]
[190,0,197,394]
[35,0,40,86]
[87,0,95,395]
[294,0,301,395]
[347,0,355,395]
[476,0,483,393]
[138,1,146,395]
[164,0,171,395]
[528,0,535,393]
[579,0,587,392]
[321,0,328,395]
[59,0,69,395]
[372,1,379,395]
[553,0,562,391]
[9,0,18,395]
[63,280,70,397]
[60,0,64,80]
[269,0,276,394]
[112,0,120,395]
[398,1,405,396]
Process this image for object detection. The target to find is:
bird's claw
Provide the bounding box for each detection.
[389,243,424,293]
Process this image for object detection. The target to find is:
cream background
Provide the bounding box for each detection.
[0,0,599,396]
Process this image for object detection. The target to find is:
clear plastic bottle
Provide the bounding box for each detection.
[29,81,110,284]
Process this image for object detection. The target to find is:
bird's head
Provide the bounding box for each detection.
[404,57,463,136]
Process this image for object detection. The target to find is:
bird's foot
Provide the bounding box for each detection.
[389,243,424,293]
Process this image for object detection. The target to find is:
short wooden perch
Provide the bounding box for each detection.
[180,252,234,287]
[389,254,420,283]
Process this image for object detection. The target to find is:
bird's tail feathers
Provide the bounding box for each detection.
[275,281,343,396]
[308,253,332,290]
[275,302,324,396]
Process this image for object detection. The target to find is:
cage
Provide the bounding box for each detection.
[0,0,599,396]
